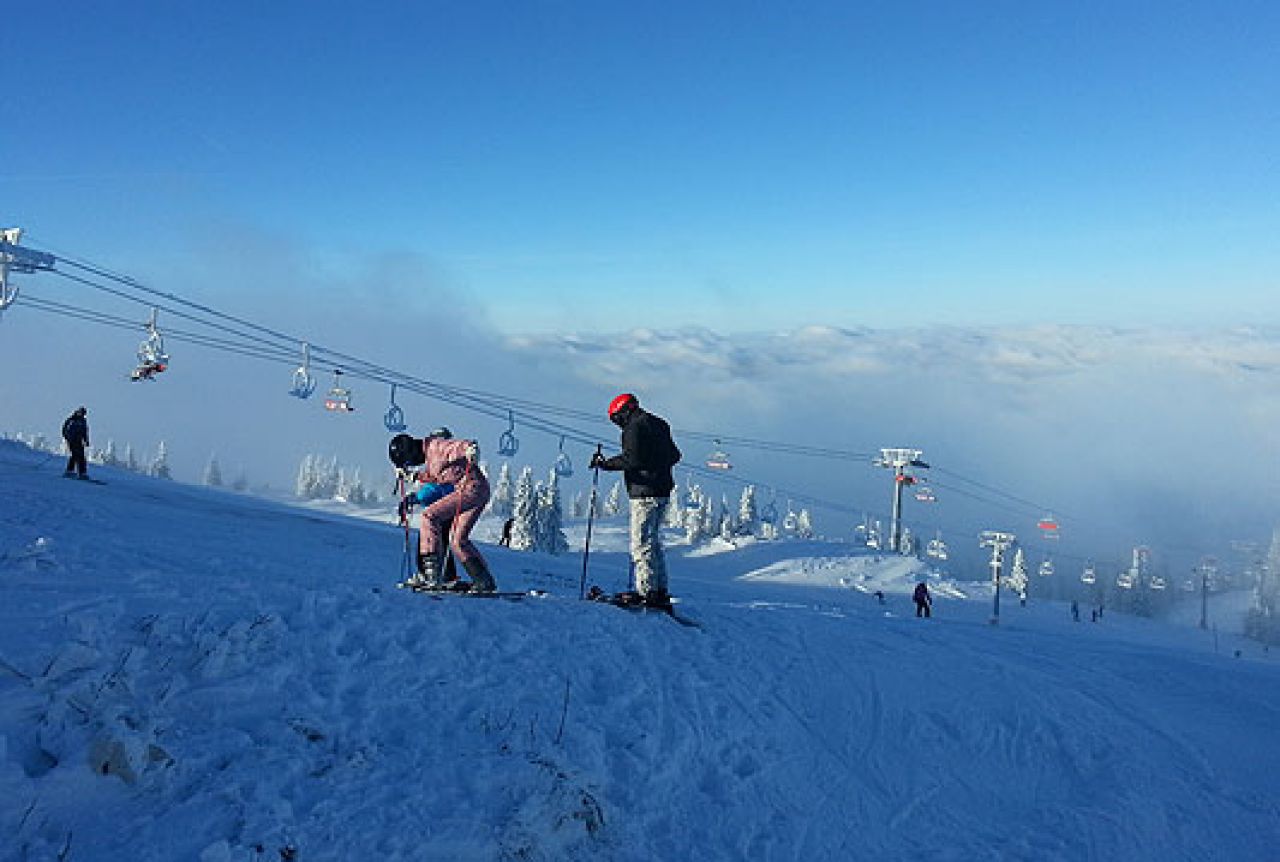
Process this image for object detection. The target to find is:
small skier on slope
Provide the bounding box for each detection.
[389,429,496,593]
[913,581,933,618]
[61,406,91,480]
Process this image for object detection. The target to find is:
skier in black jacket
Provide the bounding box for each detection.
[590,393,681,609]
[61,406,90,479]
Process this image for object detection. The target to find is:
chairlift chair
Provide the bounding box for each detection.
[130,308,170,382]
[553,436,574,478]
[926,531,948,560]
[1116,571,1136,589]
[1038,558,1055,577]
[1081,563,1097,585]
[1148,575,1168,590]
[914,485,937,503]
[1037,514,1060,539]
[289,342,317,399]
[497,410,519,457]
[705,439,732,470]
[324,369,354,412]
[383,383,407,432]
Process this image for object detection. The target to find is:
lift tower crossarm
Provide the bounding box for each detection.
[0,229,56,313]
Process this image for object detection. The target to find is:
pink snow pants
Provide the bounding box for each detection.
[418,472,491,564]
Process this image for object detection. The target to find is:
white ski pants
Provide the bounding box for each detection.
[629,497,669,595]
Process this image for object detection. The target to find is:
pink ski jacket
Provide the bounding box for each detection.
[416,437,480,486]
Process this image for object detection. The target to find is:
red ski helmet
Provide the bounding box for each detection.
[607,393,638,419]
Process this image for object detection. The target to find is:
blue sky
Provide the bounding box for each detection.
[4,0,1278,332]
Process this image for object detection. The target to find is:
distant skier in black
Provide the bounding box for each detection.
[1071,600,1081,622]
[590,393,681,610]
[499,517,515,548]
[61,406,90,480]
[913,581,932,618]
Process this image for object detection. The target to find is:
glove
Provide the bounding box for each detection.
[589,452,607,469]
[464,442,479,464]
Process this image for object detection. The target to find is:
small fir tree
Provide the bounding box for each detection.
[150,441,172,480]
[203,453,223,487]
[492,462,515,518]
[509,467,538,551]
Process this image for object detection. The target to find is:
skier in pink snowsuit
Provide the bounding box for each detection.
[389,432,495,592]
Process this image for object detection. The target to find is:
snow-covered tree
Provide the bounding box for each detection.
[150,441,172,480]
[492,462,515,518]
[604,480,623,517]
[795,509,814,539]
[295,455,318,498]
[760,520,779,541]
[1007,547,1030,604]
[737,485,759,537]
[535,469,570,554]
[124,444,139,472]
[718,509,736,542]
[232,467,249,492]
[203,453,223,487]
[98,440,119,467]
[508,467,538,551]
[665,484,685,529]
[685,495,710,544]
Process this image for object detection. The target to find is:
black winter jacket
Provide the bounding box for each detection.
[600,409,681,499]
[61,415,89,447]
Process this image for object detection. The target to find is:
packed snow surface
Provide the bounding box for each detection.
[2,440,1278,861]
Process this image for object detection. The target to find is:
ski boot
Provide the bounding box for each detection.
[643,589,673,611]
[461,557,497,594]
[405,552,446,590]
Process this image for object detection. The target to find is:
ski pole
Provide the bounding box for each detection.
[395,470,413,582]
[579,444,604,599]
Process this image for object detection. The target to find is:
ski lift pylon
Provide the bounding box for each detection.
[383,383,407,432]
[324,369,354,412]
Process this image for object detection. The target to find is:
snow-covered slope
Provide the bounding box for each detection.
[2,441,1278,861]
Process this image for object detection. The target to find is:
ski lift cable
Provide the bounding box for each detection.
[24,292,301,364]
[43,258,893,466]
[21,296,306,366]
[23,243,1171,551]
[931,465,1078,522]
[26,275,1149,557]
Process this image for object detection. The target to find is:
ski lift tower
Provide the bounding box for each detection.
[0,228,56,315]
[875,448,929,553]
[980,531,1017,625]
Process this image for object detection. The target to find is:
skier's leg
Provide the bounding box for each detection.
[630,497,669,603]
[446,481,495,591]
[415,509,448,587]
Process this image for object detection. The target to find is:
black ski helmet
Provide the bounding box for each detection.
[428,426,453,440]
[388,433,424,468]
